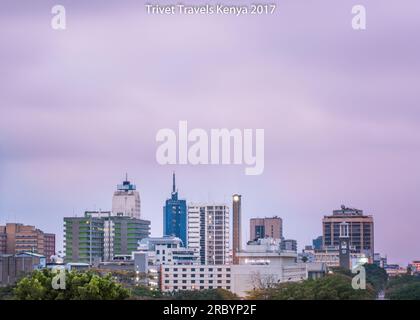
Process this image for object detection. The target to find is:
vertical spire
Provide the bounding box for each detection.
[172,172,176,193]
[125,172,128,182]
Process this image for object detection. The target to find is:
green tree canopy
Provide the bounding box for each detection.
[14,269,130,300]
[248,273,376,300]
[386,274,420,300]
[172,288,239,300]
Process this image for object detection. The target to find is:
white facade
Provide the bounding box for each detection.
[230,264,307,297]
[112,179,141,219]
[159,238,310,297]
[187,206,200,256]
[137,236,199,266]
[160,262,308,297]
[231,238,307,296]
[160,264,232,292]
[187,204,230,265]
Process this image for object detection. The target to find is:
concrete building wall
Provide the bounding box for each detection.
[250,217,283,241]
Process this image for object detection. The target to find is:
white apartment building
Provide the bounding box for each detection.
[112,177,141,219]
[159,238,316,297]
[187,204,229,265]
[137,236,199,266]
[160,264,232,292]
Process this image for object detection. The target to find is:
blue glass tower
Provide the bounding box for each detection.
[163,173,187,247]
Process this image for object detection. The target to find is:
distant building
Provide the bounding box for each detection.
[64,211,150,263]
[64,213,104,264]
[187,204,229,265]
[0,223,55,262]
[159,238,324,297]
[312,246,369,268]
[112,175,141,219]
[385,264,408,277]
[137,236,199,266]
[232,194,242,265]
[281,239,297,252]
[307,262,328,280]
[250,216,283,241]
[89,211,150,261]
[373,253,387,268]
[160,264,232,293]
[312,236,323,250]
[232,238,308,297]
[0,252,46,285]
[412,261,420,273]
[323,205,374,259]
[163,173,187,246]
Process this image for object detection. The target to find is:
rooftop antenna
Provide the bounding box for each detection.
[125,172,128,182]
[172,171,176,194]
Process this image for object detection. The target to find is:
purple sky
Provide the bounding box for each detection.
[1,0,420,265]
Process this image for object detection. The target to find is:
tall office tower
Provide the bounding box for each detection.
[188,204,230,265]
[112,175,141,219]
[249,216,283,241]
[339,222,350,269]
[232,194,242,265]
[163,173,187,246]
[322,205,374,258]
[0,223,56,262]
[63,214,104,264]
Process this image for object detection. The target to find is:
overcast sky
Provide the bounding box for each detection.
[1,0,419,265]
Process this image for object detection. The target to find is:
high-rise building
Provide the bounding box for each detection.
[0,223,55,262]
[64,214,105,264]
[87,211,150,261]
[249,216,283,241]
[188,204,230,265]
[65,211,151,263]
[112,175,141,219]
[232,194,242,265]
[163,173,187,246]
[322,205,374,258]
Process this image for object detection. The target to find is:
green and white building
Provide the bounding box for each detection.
[64,211,150,264]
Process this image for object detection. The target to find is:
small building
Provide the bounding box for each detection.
[0,252,46,286]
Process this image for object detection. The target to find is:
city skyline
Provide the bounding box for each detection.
[1,0,420,266]
[0,172,409,265]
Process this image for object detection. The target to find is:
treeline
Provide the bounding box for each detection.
[2,264,420,300]
[386,274,420,300]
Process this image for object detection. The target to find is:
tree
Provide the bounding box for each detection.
[364,264,388,293]
[130,285,163,299]
[14,269,130,300]
[0,286,15,300]
[386,274,420,300]
[247,273,376,300]
[172,289,239,300]
[387,282,420,300]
